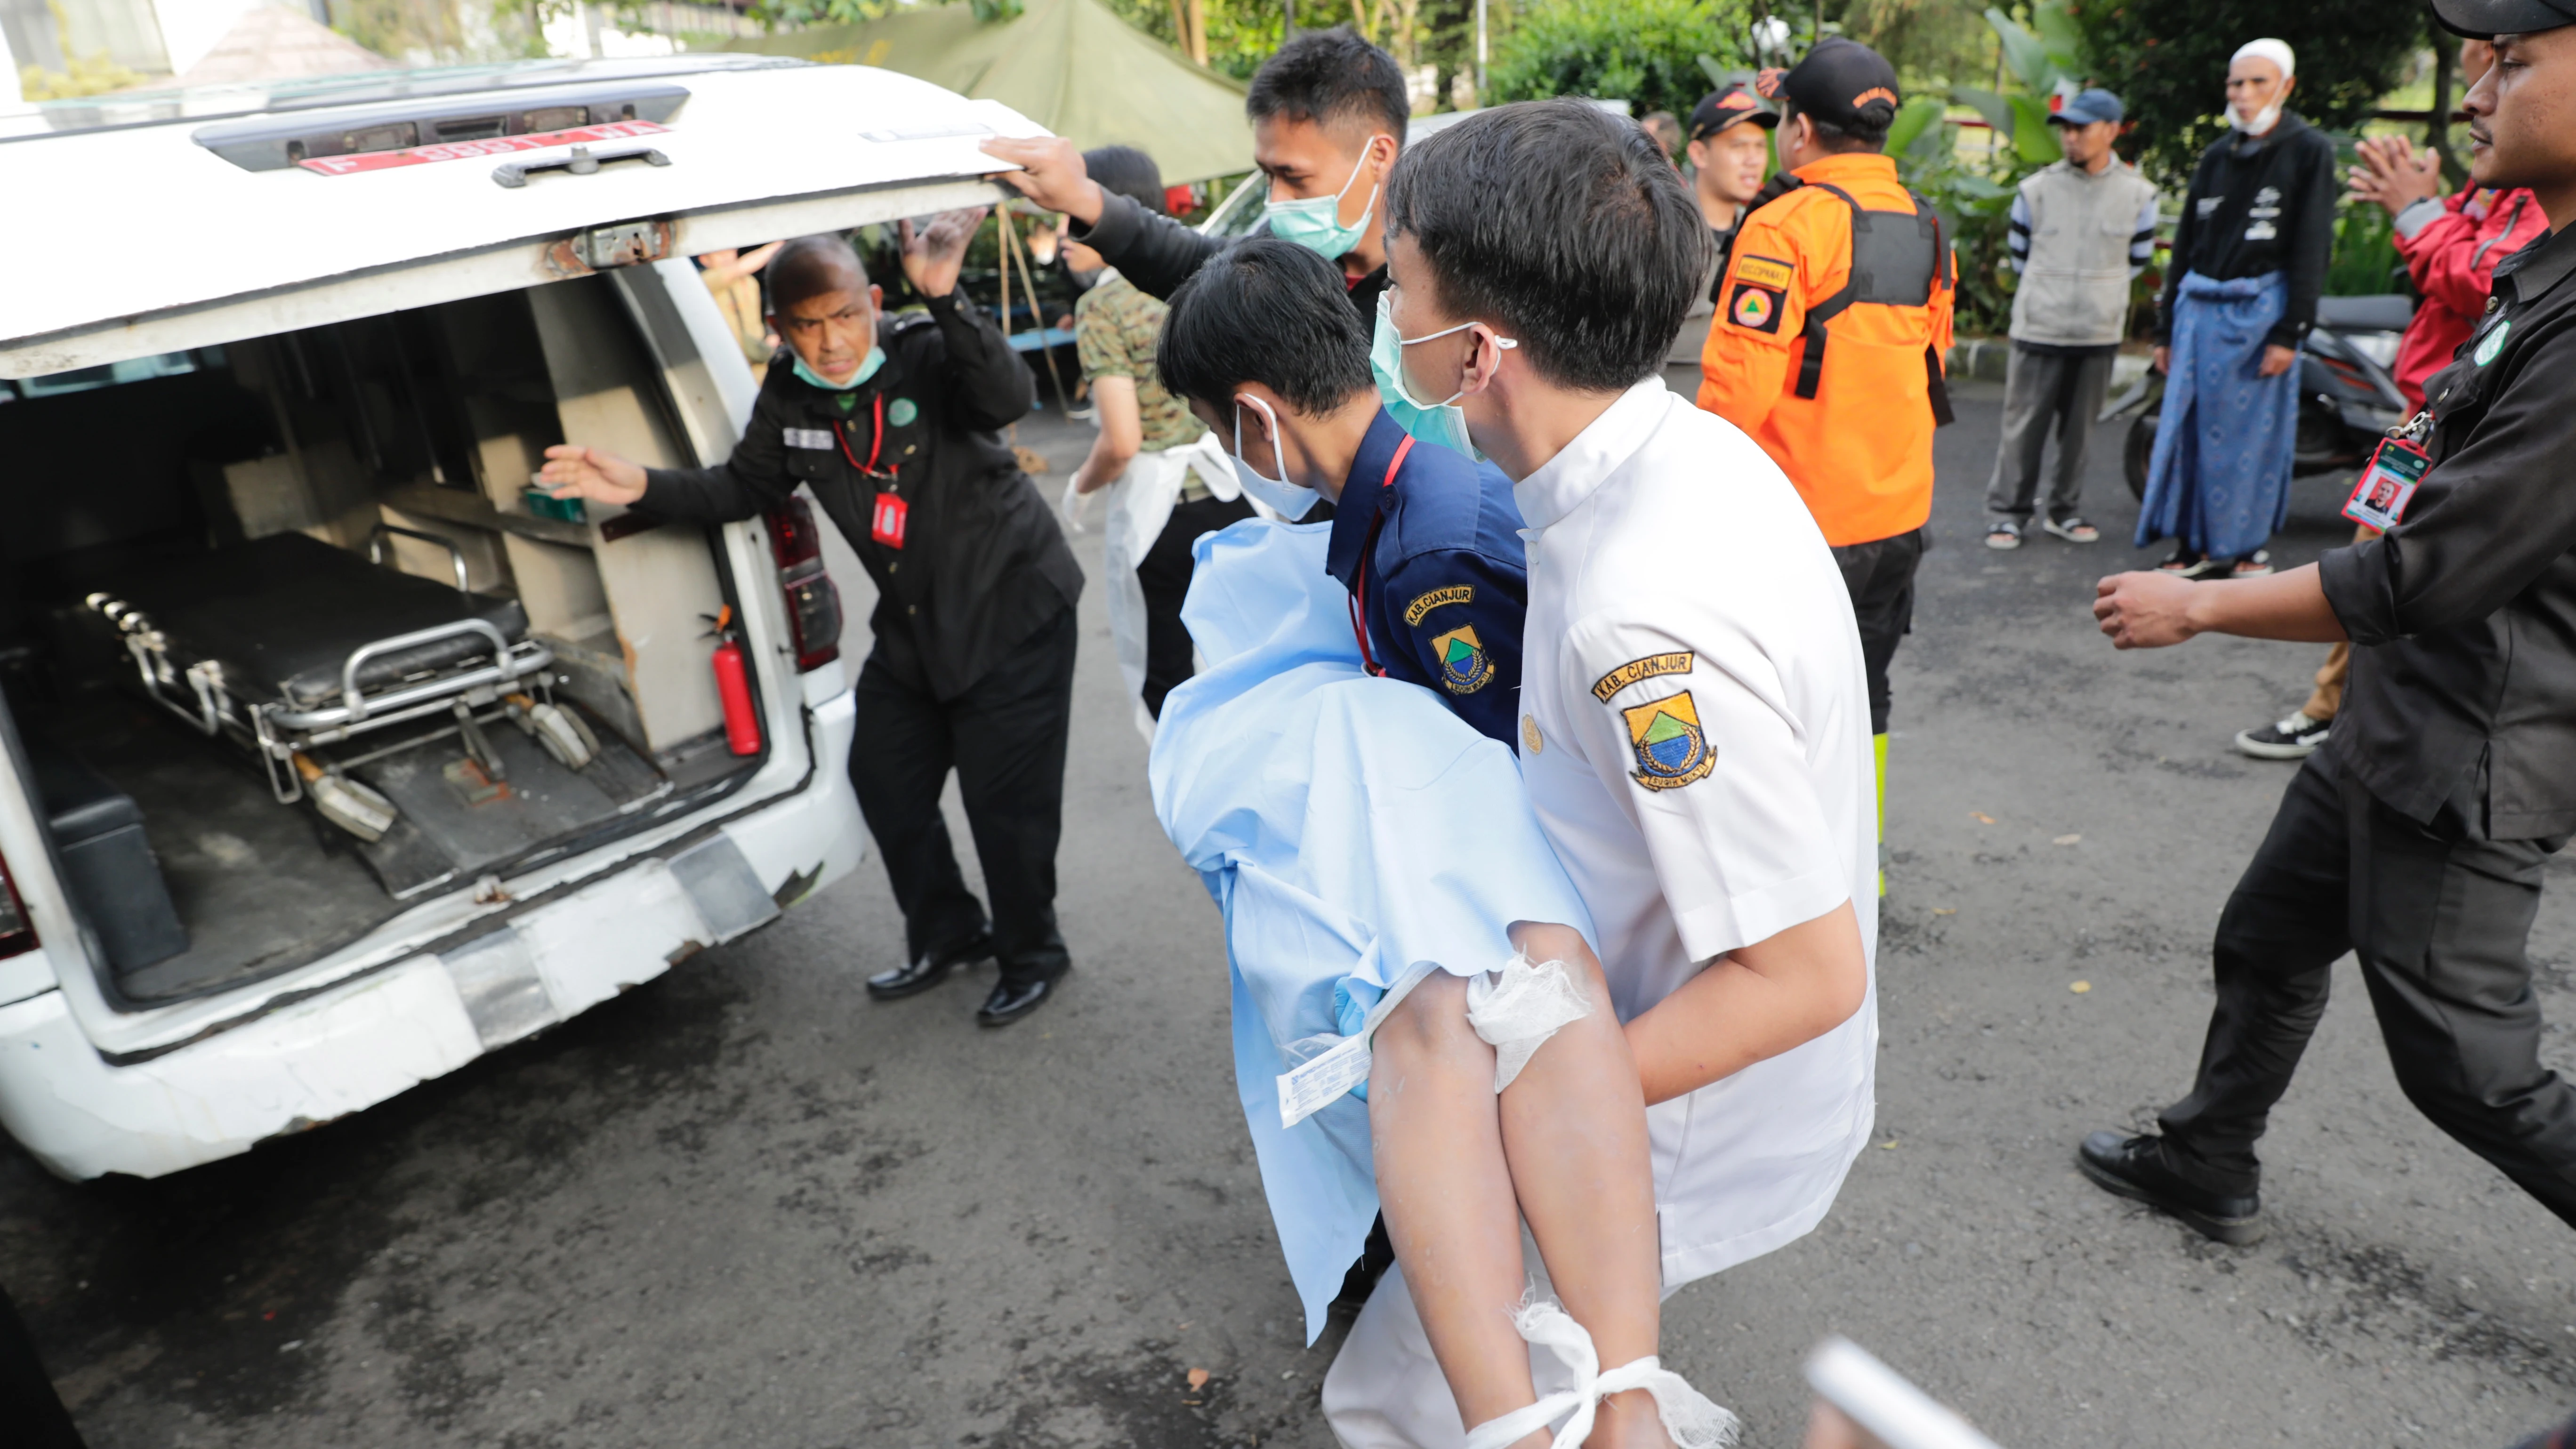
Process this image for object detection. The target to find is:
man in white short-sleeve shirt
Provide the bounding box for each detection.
[1320,98,1877,1449]
[1518,374,1878,1280]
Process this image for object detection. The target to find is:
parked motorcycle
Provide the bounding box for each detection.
[2105,293,2415,499]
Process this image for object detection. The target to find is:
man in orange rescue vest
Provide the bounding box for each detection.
[1698,37,1955,862]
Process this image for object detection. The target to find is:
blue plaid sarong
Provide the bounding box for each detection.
[2134,270,2299,559]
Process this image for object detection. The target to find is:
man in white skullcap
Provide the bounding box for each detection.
[2130,37,2337,579]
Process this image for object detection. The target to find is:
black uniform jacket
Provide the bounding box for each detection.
[2321,222,2576,839]
[642,290,1082,702]
[1071,191,1389,319]
[2156,113,2337,350]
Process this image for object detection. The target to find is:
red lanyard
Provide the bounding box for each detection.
[1346,435,1415,677]
[831,393,895,480]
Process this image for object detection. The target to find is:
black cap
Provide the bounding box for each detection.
[1757,38,1901,132]
[1689,83,1778,139]
[2429,0,2574,36]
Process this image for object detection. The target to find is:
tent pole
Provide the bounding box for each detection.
[1474,0,1485,100]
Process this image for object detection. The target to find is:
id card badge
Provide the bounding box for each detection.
[2343,436,2431,531]
[870,490,908,549]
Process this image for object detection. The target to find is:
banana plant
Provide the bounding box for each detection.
[1951,2,2085,169]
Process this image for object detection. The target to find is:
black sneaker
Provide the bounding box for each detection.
[2076,1130,2262,1245]
[2235,710,2330,761]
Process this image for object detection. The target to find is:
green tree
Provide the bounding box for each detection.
[1487,0,1759,123]
[2073,0,2429,179]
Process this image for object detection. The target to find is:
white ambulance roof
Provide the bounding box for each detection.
[0,57,1046,377]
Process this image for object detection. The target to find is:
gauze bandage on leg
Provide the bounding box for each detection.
[1465,954,1594,1093]
[1458,1296,1739,1449]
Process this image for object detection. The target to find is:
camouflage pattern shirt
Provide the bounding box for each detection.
[1074,273,1208,454]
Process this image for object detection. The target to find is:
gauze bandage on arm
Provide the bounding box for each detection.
[1465,954,1595,1092]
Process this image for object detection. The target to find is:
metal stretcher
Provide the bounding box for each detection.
[80,530,560,808]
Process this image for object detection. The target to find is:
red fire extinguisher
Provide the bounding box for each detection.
[706,605,762,757]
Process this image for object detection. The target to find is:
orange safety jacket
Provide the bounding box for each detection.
[1698,152,1956,548]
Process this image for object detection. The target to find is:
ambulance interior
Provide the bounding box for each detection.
[0,278,770,1008]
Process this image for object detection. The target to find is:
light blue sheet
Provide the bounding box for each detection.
[1149,518,1595,1344]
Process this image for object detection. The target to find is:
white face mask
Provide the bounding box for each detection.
[2230,93,2282,135]
[1229,393,1322,521]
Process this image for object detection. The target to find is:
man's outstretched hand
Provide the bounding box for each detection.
[980,137,1107,228]
[899,207,987,301]
[2093,570,2201,649]
[539,444,649,507]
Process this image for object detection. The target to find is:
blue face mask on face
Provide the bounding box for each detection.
[791,345,885,392]
[1264,136,1390,262]
[1370,290,1515,458]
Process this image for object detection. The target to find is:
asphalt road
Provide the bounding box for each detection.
[6,371,2571,1449]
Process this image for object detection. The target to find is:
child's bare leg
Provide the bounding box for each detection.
[1500,922,1667,1449]
[1369,971,1549,1448]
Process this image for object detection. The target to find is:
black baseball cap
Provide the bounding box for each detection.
[1757,38,1901,132]
[2430,0,2573,36]
[1689,83,1778,139]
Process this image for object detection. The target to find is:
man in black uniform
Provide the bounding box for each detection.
[2077,0,2576,1243]
[982,28,1411,327]
[540,218,1084,1026]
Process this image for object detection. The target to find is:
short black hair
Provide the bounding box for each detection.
[1385,99,1706,394]
[768,234,868,315]
[1085,145,1167,215]
[1157,236,1376,415]
[1777,95,1889,153]
[1246,28,1412,151]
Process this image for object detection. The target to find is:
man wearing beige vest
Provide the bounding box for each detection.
[1984,87,2159,549]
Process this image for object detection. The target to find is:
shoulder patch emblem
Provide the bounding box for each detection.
[1729,282,1783,334]
[1591,652,1693,703]
[1734,255,1796,290]
[1432,624,1494,694]
[1623,692,1715,790]
[1404,584,1474,625]
[888,397,919,427]
[1522,715,1543,755]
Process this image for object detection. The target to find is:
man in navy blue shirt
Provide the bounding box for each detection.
[1157,237,1528,745]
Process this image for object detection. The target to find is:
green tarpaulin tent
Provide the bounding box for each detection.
[708,0,1255,186]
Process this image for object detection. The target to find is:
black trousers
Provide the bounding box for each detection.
[1830,527,1924,737]
[2158,745,2576,1225]
[850,606,1076,986]
[1136,492,1256,718]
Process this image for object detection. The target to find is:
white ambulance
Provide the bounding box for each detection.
[0,55,1044,1179]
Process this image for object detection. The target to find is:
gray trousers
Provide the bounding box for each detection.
[1984,343,2116,525]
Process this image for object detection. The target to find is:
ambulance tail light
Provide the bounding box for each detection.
[0,854,37,959]
[763,497,843,672]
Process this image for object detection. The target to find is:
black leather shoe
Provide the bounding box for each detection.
[976,972,1062,1027]
[866,935,992,1001]
[2077,1130,2263,1245]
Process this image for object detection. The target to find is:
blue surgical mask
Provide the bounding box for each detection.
[1264,137,1389,261]
[1371,290,1515,458]
[791,345,885,392]
[1229,394,1322,521]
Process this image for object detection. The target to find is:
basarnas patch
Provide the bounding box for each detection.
[1729,280,1784,334]
[1622,691,1715,790]
[1432,624,1495,694]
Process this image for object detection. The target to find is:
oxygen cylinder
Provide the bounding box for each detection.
[710,607,761,756]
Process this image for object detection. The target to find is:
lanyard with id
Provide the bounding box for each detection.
[2343,411,2431,532]
[834,393,906,547]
